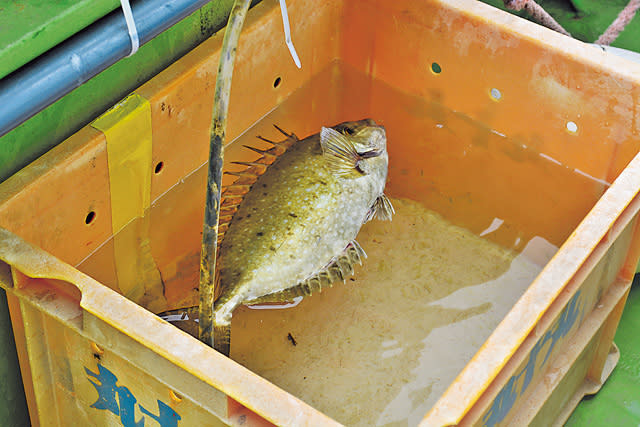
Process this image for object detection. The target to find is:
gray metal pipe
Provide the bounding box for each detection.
[0,0,213,137]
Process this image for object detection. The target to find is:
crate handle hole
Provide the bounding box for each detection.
[169,389,183,403]
[490,88,502,101]
[91,342,104,355]
[273,76,282,88]
[155,161,164,174]
[430,62,442,74]
[566,121,578,133]
[85,211,96,225]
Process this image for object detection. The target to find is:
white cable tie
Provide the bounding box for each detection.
[120,0,140,57]
[279,0,301,69]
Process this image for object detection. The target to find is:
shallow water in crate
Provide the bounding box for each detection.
[231,197,553,426]
[76,60,609,425]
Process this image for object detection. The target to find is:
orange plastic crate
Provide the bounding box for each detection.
[0,0,639,425]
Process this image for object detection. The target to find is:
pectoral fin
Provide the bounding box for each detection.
[320,127,362,176]
[366,194,395,222]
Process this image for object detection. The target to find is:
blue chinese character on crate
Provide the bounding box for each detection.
[482,290,584,426]
[85,363,181,427]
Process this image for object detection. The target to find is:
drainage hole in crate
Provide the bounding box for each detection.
[155,161,164,174]
[273,76,282,88]
[85,211,96,225]
[431,62,442,74]
[490,88,502,101]
[566,121,578,133]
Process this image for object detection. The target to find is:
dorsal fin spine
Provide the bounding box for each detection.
[232,161,270,168]
[243,145,278,161]
[224,184,251,196]
[273,124,294,138]
[217,127,298,251]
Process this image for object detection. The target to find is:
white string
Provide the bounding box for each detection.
[279,0,301,68]
[120,0,140,57]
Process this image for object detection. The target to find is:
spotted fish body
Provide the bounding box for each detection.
[214,119,393,355]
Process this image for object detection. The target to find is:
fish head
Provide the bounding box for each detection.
[321,119,388,178]
[340,120,388,177]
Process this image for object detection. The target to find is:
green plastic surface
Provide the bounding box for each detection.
[0,0,120,79]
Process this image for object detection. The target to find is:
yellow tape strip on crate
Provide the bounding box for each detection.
[91,93,153,233]
[91,94,166,311]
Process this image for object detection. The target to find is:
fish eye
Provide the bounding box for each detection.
[343,127,355,135]
[358,149,382,159]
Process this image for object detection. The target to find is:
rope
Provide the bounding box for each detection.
[504,0,571,36]
[504,0,639,46]
[595,0,640,46]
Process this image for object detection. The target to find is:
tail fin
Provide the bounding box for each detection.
[158,306,199,338]
[159,306,231,356]
[214,321,231,356]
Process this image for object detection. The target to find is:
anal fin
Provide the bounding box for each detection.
[366,193,395,222]
[245,240,365,305]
